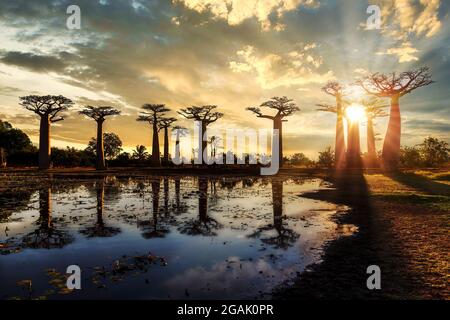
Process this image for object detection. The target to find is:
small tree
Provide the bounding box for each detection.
[317,147,335,168]
[159,117,177,165]
[80,106,121,170]
[356,67,433,167]
[86,132,122,160]
[178,105,223,165]
[137,104,171,166]
[247,96,299,167]
[290,153,312,166]
[19,95,74,169]
[419,137,450,167]
[400,146,422,168]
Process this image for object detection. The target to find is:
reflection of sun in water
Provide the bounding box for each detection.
[346,104,366,122]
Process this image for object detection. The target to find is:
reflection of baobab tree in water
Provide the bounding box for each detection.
[21,188,73,249]
[247,179,299,250]
[138,179,170,239]
[178,177,221,236]
[80,178,121,238]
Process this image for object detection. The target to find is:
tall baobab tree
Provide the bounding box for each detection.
[247,96,299,167]
[137,104,170,166]
[178,105,223,165]
[356,67,433,167]
[360,98,388,167]
[79,106,121,170]
[159,117,177,165]
[344,105,363,168]
[19,95,74,170]
[319,82,346,168]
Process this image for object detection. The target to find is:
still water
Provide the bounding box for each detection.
[0,175,351,299]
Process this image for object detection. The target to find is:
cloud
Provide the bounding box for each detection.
[0,51,67,73]
[376,42,419,63]
[175,0,320,30]
[375,0,442,40]
[229,45,334,89]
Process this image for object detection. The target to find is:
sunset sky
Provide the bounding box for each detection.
[0,0,449,159]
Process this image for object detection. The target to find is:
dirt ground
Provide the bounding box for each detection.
[275,169,449,300]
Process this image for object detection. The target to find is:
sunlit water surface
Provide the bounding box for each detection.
[0,176,351,299]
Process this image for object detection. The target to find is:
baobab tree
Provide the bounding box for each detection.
[318,82,346,168]
[356,67,433,167]
[344,104,364,168]
[172,126,188,164]
[137,104,171,166]
[247,96,299,167]
[208,135,221,158]
[19,95,74,170]
[79,106,121,170]
[361,98,388,167]
[159,117,177,165]
[178,105,223,165]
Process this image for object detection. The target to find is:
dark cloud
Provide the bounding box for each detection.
[0,51,67,72]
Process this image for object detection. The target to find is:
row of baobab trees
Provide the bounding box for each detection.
[18,66,433,171]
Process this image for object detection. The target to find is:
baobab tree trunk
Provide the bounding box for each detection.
[272,180,283,231]
[382,95,401,168]
[39,114,51,170]
[39,187,52,229]
[335,97,346,169]
[163,127,169,165]
[198,177,208,222]
[175,131,181,162]
[346,120,362,168]
[201,122,208,165]
[367,117,377,167]
[151,122,161,166]
[273,117,283,167]
[96,120,106,170]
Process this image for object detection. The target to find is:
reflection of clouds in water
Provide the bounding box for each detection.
[164,256,299,299]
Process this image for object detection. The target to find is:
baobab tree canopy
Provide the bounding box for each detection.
[357,67,434,97]
[178,105,224,125]
[79,106,121,122]
[322,81,344,97]
[19,95,74,122]
[247,96,300,120]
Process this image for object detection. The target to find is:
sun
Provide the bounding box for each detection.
[345,104,366,122]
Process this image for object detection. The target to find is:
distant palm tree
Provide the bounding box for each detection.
[132,145,148,161]
[80,106,121,170]
[208,136,221,158]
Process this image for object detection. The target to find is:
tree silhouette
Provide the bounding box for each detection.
[159,117,177,165]
[178,105,223,165]
[132,145,148,161]
[361,98,388,167]
[356,67,433,167]
[79,106,121,170]
[172,126,188,163]
[87,132,122,160]
[318,82,346,168]
[19,95,74,169]
[247,96,299,167]
[208,135,221,158]
[137,104,171,166]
